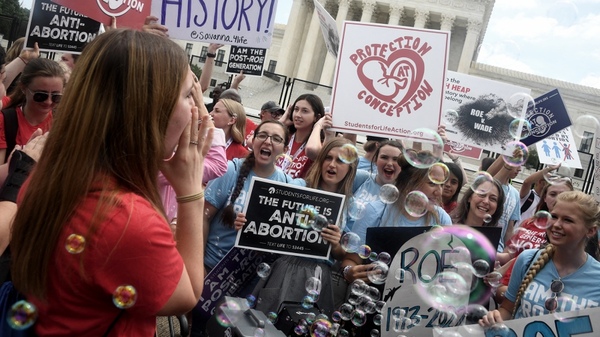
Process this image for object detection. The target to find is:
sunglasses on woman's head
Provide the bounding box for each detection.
[27,88,62,103]
[544,279,564,313]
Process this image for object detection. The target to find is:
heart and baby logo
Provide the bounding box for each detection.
[350,36,434,117]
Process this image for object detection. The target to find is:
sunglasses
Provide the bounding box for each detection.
[27,88,62,103]
[544,279,564,313]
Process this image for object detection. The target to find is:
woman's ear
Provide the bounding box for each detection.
[587,226,598,239]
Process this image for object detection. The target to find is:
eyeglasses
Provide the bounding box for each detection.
[27,88,62,103]
[255,132,284,145]
[544,279,564,313]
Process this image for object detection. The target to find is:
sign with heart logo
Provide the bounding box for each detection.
[330,22,450,139]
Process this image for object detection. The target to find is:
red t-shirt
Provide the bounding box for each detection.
[226,141,249,161]
[28,186,183,336]
[501,217,547,286]
[276,138,313,179]
[0,106,53,149]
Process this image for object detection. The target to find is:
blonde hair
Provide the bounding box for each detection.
[512,244,555,318]
[220,98,246,144]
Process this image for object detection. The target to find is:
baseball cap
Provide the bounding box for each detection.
[366,136,388,142]
[261,101,285,114]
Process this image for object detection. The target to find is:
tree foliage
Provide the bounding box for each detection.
[0,0,30,42]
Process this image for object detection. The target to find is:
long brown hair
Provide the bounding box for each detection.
[304,138,358,196]
[5,57,66,109]
[10,29,189,299]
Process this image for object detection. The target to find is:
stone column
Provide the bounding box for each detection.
[296,1,322,81]
[275,0,309,78]
[319,0,350,85]
[440,13,455,32]
[388,1,404,26]
[413,8,429,28]
[457,18,482,73]
[360,0,377,23]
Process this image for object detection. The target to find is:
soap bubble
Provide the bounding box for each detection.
[65,233,86,254]
[472,259,490,278]
[351,310,367,327]
[428,162,449,184]
[486,271,502,288]
[370,328,380,337]
[404,191,429,217]
[402,128,444,169]
[339,143,359,164]
[444,109,458,125]
[543,167,573,185]
[348,198,367,220]
[254,328,265,337]
[377,252,391,264]
[534,211,552,229]
[311,214,329,231]
[216,299,241,327]
[257,263,271,278]
[367,261,389,285]
[509,118,532,139]
[331,311,342,322]
[572,115,599,140]
[301,296,314,309]
[395,268,405,282]
[267,312,278,324]
[112,285,137,309]
[369,252,378,262]
[340,232,361,253]
[463,304,489,325]
[417,271,470,310]
[506,93,535,119]
[470,171,494,194]
[357,245,372,259]
[310,318,332,337]
[7,300,37,330]
[294,324,308,335]
[350,280,368,296]
[379,184,400,204]
[305,277,322,294]
[297,205,318,229]
[246,295,257,308]
[339,303,353,320]
[502,141,528,167]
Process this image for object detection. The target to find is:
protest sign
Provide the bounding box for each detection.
[235,177,345,260]
[51,0,150,29]
[443,141,483,160]
[592,123,600,202]
[443,71,531,155]
[150,0,279,49]
[330,22,450,139]
[434,306,600,337]
[25,0,101,53]
[365,226,501,337]
[226,46,266,76]
[192,247,277,325]
[313,0,339,58]
[521,89,572,146]
[536,127,582,168]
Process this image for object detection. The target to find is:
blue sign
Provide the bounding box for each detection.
[522,89,572,146]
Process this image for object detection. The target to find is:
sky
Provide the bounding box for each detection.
[274,0,600,89]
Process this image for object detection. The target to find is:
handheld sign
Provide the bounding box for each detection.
[330,22,450,139]
[226,46,267,77]
[593,123,600,202]
[235,177,345,260]
[521,89,572,146]
[535,127,582,168]
[443,71,531,155]
[25,0,101,53]
[443,141,483,160]
[150,0,279,48]
[51,0,151,29]
[313,0,339,58]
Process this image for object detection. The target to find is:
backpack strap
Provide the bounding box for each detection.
[520,190,536,214]
[1,108,19,164]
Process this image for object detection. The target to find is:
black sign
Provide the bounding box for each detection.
[226,46,267,76]
[235,177,345,259]
[25,0,101,53]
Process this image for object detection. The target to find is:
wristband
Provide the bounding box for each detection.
[342,265,353,282]
[206,52,216,58]
[0,150,36,203]
[18,56,28,65]
[176,191,204,203]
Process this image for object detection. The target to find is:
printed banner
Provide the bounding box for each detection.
[150,0,279,49]
[434,307,600,337]
[235,177,345,260]
[25,0,101,53]
[521,89,572,146]
[443,71,531,155]
[313,0,339,58]
[225,46,266,76]
[51,0,150,29]
[592,123,600,202]
[535,127,582,168]
[193,247,277,325]
[330,22,450,139]
[443,142,483,160]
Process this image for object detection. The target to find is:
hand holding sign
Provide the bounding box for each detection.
[142,15,168,37]
[20,43,40,63]
[234,212,247,231]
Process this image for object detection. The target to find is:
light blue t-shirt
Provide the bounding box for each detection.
[357,156,376,173]
[204,159,301,268]
[498,184,521,252]
[507,249,600,319]
[345,173,381,233]
[352,200,452,244]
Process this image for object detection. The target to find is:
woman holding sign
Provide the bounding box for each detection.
[479,191,600,327]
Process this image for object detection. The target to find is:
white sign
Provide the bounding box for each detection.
[330,22,450,139]
[150,0,279,48]
[535,127,582,168]
[443,71,531,155]
[434,306,600,337]
[313,0,339,58]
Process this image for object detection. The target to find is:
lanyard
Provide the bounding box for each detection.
[279,133,306,172]
[225,137,233,149]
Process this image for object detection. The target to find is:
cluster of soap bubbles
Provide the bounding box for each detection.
[297,205,332,232]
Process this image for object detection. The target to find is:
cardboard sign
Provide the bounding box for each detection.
[235,177,345,260]
[443,71,531,155]
[313,0,339,58]
[330,22,450,139]
[521,89,572,146]
[150,0,279,49]
[443,141,483,160]
[193,247,277,325]
[434,306,600,337]
[535,127,582,168]
[25,0,101,53]
[225,46,266,76]
[51,0,150,29]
